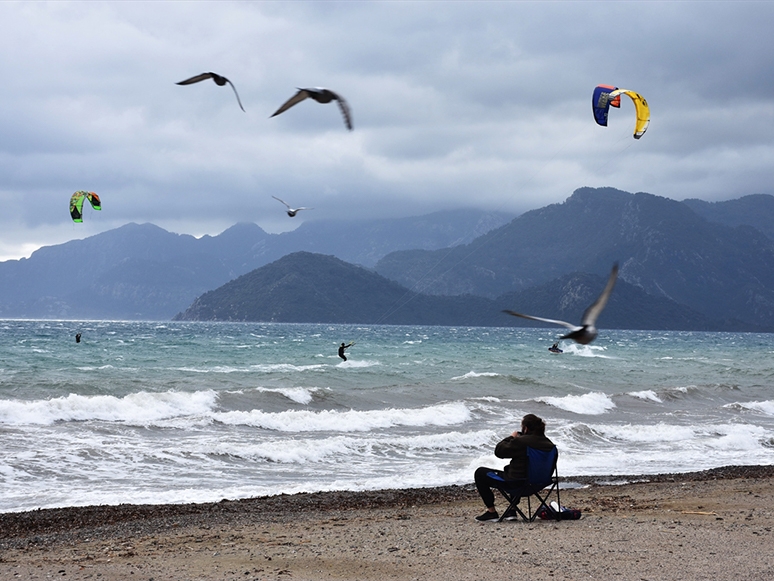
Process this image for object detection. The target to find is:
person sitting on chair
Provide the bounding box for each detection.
[473,413,555,522]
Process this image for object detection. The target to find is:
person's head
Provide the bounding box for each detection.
[341,342,345,347]
[521,414,546,435]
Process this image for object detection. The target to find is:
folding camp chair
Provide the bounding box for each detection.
[488,446,561,522]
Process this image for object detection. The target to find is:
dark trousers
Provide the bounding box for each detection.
[474,466,522,509]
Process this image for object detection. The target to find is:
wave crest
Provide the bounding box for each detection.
[535,392,615,415]
[215,401,471,432]
[0,390,219,426]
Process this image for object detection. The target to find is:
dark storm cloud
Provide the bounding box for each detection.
[0,1,771,260]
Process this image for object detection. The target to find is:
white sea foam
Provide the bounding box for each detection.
[451,371,500,380]
[337,359,380,368]
[590,422,697,443]
[205,365,244,373]
[557,422,773,477]
[75,365,115,371]
[0,390,219,425]
[177,363,326,373]
[227,429,492,464]
[177,366,240,373]
[255,386,319,405]
[628,390,663,403]
[726,400,774,416]
[220,435,366,464]
[661,385,698,400]
[562,344,610,358]
[387,429,494,452]
[705,424,770,451]
[535,392,615,415]
[214,401,471,432]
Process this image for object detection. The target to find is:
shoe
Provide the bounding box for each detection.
[475,510,499,522]
[502,508,520,521]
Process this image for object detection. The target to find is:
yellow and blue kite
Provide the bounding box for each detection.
[592,84,650,139]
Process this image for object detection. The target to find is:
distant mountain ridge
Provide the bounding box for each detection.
[270,209,513,267]
[374,188,774,329]
[3,188,774,329]
[496,271,756,332]
[174,251,753,331]
[683,194,774,241]
[174,252,505,326]
[0,209,510,320]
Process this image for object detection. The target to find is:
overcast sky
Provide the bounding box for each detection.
[0,1,772,260]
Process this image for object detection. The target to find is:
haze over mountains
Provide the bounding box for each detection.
[174,251,740,331]
[2,187,774,331]
[374,188,774,329]
[0,210,511,320]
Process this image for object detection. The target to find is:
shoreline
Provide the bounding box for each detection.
[2,464,773,580]
[1,464,772,536]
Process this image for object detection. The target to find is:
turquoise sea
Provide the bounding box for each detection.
[1,320,773,513]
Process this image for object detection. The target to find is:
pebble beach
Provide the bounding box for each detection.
[2,465,773,581]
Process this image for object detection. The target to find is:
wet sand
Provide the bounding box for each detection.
[1,465,773,580]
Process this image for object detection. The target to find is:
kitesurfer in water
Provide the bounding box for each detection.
[338,342,353,361]
[549,342,562,353]
[75,333,81,343]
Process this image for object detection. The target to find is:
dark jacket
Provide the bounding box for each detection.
[495,432,555,481]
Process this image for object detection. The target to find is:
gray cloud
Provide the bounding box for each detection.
[0,1,772,260]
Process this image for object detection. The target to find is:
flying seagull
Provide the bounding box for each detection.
[503,263,619,345]
[272,196,313,217]
[271,88,352,130]
[176,72,245,112]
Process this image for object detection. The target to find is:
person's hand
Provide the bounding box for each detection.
[512,430,521,438]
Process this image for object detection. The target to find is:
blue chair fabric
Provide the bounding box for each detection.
[488,446,560,522]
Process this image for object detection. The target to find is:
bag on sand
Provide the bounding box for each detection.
[536,501,582,520]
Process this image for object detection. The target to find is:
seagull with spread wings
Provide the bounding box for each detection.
[271,88,352,130]
[272,196,313,217]
[503,263,619,345]
[176,72,245,112]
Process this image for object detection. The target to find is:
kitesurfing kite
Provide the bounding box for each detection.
[503,263,619,345]
[272,196,313,217]
[69,191,101,223]
[176,72,246,112]
[592,85,621,126]
[592,85,650,139]
[271,88,353,130]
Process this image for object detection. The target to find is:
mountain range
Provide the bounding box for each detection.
[374,187,774,329]
[174,251,748,331]
[0,209,510,320]
[2,187,774,331]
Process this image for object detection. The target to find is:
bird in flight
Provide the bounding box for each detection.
[272,196,313,217]
[503,263,619,345]
[271,88,352,130]
[176,72,245,112]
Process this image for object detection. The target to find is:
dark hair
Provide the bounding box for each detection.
[521,414,546,435]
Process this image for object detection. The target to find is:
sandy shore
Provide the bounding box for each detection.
[2,465,773,581]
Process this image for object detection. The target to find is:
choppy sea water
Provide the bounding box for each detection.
[1,320,773,512]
